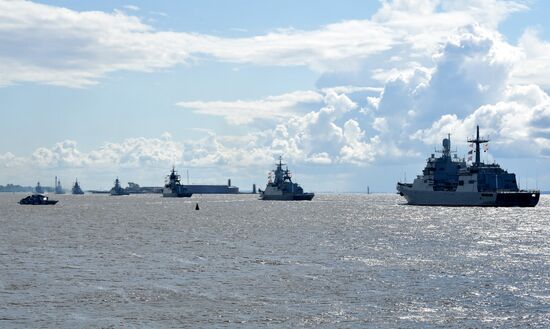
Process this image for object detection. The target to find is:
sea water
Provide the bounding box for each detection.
[1,193,549,328]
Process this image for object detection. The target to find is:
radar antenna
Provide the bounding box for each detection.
[467,125,489,167]
[435,134,455,157]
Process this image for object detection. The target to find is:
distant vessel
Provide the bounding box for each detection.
[163,167,193,198]
[72,179,84,195]
[182,173,239,194]
[126,182,144,194]
[54,176,65,194]
[110,178,129,196]
[182,183,239,194]
[397,125,540,207]
[19,194,58,205]
[35,182,44,194]
[259,157,314,201]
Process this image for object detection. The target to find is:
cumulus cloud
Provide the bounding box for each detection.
[412,85,550,157]
[31,135,184,168]
[512,28,550,89]
[177,90,379,167]
[170,22,550,166]
[15,88,381,174]
[0,152,26,168]
[361,24,550,159]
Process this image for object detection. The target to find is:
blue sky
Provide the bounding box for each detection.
[1,0,550,191]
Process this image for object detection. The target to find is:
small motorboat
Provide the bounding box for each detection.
[19,194,58,205]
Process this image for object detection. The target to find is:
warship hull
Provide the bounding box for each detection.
[182,185,239,194]
[162,187,192,198]
[397,184,539,207]
[260,193,314,201]
[110,190,129,196]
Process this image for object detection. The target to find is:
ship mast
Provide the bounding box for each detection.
[467,125,489,167]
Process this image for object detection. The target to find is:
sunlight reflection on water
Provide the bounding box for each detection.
[1,193,549,327]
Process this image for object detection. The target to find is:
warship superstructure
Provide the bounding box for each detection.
[35,182,44,194]
[54,176,65,194]
[259,157,314,201]
[72,179,84,195]
[397,126,540,207]
[163,167,192,198]
[110,178,129,196]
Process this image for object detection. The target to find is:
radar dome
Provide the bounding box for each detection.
[442,138,450,149]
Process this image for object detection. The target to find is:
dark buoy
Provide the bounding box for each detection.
[195,203,200,210]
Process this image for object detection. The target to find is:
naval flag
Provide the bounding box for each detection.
[483,143,489,152]
[468,150,473,155]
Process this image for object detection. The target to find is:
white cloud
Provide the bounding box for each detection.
[149,11,167,17]
[359,24,550,159]
[18,22,544,176]
[31,135,184,169]
[123,5,140,11]
[0,0,191,87]
[4,0,550,190]
[512,28,550,89]
[305,152,332,164]
[0,0,533,87]
[177,90,324,124]
[340,120,375,164]
[0,152,26,168]
[14,88,380,174]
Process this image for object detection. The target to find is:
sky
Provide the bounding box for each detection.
[1,0,550,192]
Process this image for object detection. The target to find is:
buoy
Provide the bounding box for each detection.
[195,203,200,210]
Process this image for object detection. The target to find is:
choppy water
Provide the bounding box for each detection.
[0,193,549,328]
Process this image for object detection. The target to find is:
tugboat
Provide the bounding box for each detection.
[163,167,193,197]
[35,182,44,194]
[19,194,58,205]
[259,156,314,201]
[72,179,84,195]
[54,176,65,194]
[397,125,540,207]
[110,178,129,196]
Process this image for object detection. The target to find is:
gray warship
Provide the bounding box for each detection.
[163,167,193,198]
[259,157,314,201]
[35,182,44,194]
[110,178,129,196]
[397,126,540,207]
[72,179,84,195]
[54,176,65,194]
